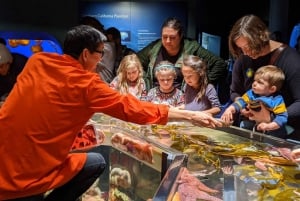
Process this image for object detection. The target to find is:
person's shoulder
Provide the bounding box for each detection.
[150,38,161,45]
[183,38,221,56]
[104,42,115,50]
[27,52,65,66]
[175,88,184,93]
[205,83,218,92]
[137,39,162,61]
[183,38,200,47]
[270,93,285,102]
[148,87,156,91]
[184,37,198,43]
[110,75,119,83]
[207,83,216,89]
[242,89,255,99]
[148,87,158,93]
[282,45,300,57]
[246,88,255,94]
[234,55,253,65]
[141,38,161,50]
[276,45,300,67]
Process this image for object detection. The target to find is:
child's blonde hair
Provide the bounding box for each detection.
[116,54,144,95]
[183,55,208,102]
[154,60,176,79]
[254,65,285,91]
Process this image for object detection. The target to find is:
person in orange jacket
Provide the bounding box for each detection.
[0,25,222,201]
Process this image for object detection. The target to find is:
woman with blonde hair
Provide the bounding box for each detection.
[110,54,147,99]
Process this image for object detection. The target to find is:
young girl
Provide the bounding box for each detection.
[181,55,221,116]
[110,54,147,99]
[143,61,184,107]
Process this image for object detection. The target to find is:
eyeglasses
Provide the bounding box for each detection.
[94,49,105,56]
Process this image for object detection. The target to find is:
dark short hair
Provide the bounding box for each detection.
[63,25,105,59]
[0,37,6,45]
[106,27,121,40]
[161,17,184,38]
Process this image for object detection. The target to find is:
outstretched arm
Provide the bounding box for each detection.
[168,107,223,128]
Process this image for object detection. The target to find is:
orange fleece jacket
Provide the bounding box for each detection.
[0,52,168,199]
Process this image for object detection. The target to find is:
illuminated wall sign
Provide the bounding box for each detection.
[80,1,187,51]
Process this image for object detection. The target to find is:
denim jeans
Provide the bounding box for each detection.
[6,152,106,201]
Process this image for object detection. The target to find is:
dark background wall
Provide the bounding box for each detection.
[0,0,79,45]
[0,0,299,59]
[192,0,298,58]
